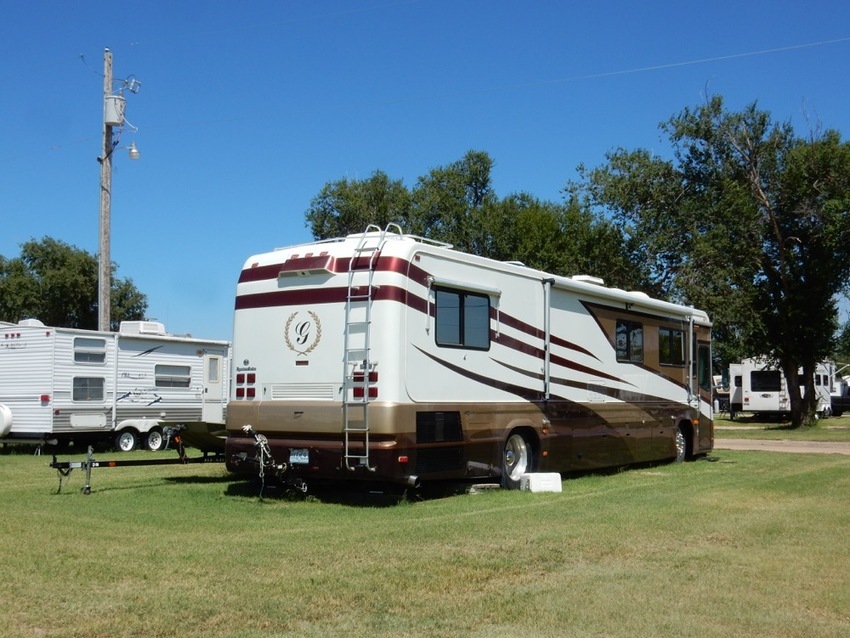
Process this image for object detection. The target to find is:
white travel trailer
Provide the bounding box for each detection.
[728,358,834,418]
[0,320,230,451]
[225,226,714,489]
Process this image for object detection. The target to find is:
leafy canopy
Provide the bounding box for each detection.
[569,96,850,426]
[305,150,641,288]
[0,237,147,331]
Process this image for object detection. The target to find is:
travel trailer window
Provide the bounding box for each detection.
[73,377,104,401]
[155,364,191,388]
[74,337,106,364]
[751,370,781,392]
[615,320,643,363]
[207,357,220,383]
[435,287,490,350]
[659,327,685,366]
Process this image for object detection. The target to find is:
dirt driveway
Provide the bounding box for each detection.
[714,439,850,455]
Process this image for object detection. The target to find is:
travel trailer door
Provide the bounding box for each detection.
[201,353,224,423]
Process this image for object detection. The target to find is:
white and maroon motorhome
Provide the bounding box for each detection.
[225,225,714,489]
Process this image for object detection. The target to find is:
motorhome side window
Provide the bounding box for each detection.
[74,337,106,364]
[155,364,191,388]
[697,344,712,391]
[73,377,104,401]
[615,320,643,363]
[659,327,685,366]
[435,287,490,350]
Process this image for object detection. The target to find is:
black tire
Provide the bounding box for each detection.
[144,428,165,452]
[501,432,532,489]
[114,429,138,452]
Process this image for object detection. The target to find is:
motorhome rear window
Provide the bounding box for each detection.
[73,377,104,401]
[155,365,191,388]
[435,287,490,350]
[74,337,106,364]
[659,327,685,366]
[615,320,643,363]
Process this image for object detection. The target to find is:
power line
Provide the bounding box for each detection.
[3,34,848,163]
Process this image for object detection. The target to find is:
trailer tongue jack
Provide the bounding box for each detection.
[50,431,225,495]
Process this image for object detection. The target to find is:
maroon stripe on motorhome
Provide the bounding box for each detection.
[494,333,622,384]
[235,285,414,311]
[492,359,642,395]
[414,346,546,402]
[496,310,597,360]
[238,254,418,284]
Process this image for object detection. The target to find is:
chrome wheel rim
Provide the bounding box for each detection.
[117,432,135,452]
[674,429,686,463]
[505,434,530,481]
[147,430,163,451]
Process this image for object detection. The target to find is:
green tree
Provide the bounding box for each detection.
[570,96,850,426]
[408,150,497,252]
[306,170,411,240]
[834,321,850,368]
[304,150,642,290]
[476,193,643,290]
[0,237,148,331]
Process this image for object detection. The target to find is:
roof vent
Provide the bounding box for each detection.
[571,275,605,286]
[18,318,45,327]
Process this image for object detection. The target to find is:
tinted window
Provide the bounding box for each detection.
[751,370,781,392]
[659,327,685,366]
[435,287,490,350]
[616,320,643,363]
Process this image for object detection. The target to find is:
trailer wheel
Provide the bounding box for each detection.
[114,429,138,452]
[502,432,531,489]
[674,426,687,463]
[144,428,165,452]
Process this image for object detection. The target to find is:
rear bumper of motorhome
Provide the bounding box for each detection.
[224,431,500,487]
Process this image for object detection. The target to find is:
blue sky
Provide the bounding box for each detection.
[2,1,849,341]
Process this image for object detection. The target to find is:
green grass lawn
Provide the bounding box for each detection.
[1,446,849,637]
[715,414,850,441]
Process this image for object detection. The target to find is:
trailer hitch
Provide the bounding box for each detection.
[50,437,225,495]
[237,425,293,497]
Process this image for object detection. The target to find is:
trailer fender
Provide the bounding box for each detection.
[0,404,12,437]
[115,418,160,435]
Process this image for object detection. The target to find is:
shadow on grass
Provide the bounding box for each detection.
[221,475,478,507]
[728,414,803,428]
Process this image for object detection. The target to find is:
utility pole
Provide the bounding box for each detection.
[98,48,113,332]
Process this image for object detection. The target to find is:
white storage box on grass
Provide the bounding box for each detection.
[520,472,562,493]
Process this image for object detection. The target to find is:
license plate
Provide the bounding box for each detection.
[289,448,309,465]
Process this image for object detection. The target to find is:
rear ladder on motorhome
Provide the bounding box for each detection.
[342,224,402,470]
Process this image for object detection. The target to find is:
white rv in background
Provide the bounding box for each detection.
[729,358,833,418]
[0,320,230,451]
